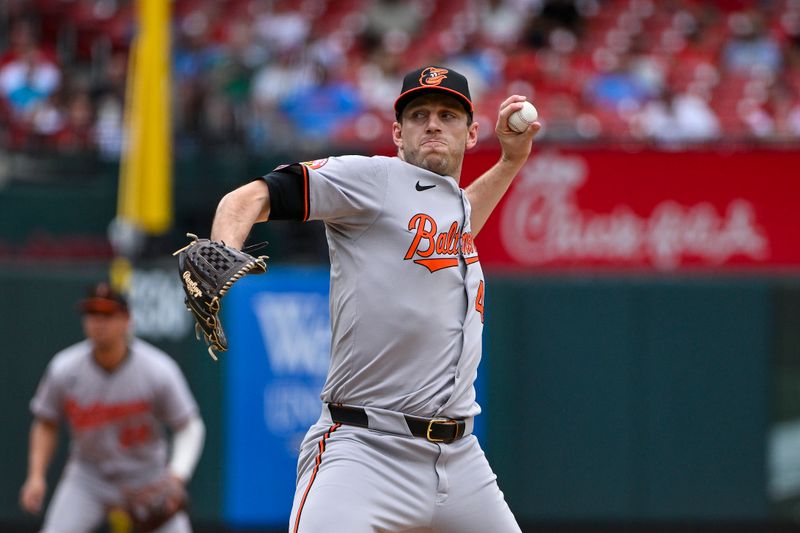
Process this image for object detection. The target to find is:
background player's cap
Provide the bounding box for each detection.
[78,282,128,314]
[394,66,473,119]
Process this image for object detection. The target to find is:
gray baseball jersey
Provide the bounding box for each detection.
[32,337,198,481]
[264,155,520,532]
[30,338,198,533]
[298,155,484,419]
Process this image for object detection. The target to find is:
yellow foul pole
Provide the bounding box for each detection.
[113,0,172,289]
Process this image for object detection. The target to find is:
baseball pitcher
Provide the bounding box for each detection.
[178,65,540,532]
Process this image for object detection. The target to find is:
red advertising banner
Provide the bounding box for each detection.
[460,148,799,272]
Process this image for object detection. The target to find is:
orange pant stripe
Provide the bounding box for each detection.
[293,423,341,533]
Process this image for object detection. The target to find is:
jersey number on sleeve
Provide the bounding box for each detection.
[475,280,485,323]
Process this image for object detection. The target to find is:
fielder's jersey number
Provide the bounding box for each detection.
[119,422,153,448]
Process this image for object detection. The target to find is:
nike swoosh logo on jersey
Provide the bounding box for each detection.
[416,181,436,191]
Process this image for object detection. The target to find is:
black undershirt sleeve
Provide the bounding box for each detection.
[260,164,307,221]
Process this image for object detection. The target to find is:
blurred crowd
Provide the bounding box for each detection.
[2,0,800,157]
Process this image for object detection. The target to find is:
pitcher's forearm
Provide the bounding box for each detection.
[466,96,540,236]
[211,181,271,248]
[465,158,525,236]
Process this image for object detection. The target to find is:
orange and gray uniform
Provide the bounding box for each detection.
[30,338,198,533]
[262,155,520,533]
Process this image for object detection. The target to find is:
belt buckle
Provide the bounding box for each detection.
[426,418,457,443]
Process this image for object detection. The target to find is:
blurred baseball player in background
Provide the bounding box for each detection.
[209,65,540,532]
[19,282,206,533]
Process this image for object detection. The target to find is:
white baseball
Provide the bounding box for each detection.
[507,100,538,133]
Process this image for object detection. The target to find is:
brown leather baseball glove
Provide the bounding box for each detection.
[174,233,268,360]
[123,476,187,533]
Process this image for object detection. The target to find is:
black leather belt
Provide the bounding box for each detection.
[327,404,466,444]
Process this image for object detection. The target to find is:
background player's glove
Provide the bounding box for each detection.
[123,476,187,533]
[174,233,268,360]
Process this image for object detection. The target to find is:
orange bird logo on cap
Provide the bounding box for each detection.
[419,67,448,87]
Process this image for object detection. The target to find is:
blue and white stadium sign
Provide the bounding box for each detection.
[223,267,331,527]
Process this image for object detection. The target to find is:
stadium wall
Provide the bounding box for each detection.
[1,266,799,532]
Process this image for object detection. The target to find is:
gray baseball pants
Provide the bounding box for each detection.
[289,407,521,533]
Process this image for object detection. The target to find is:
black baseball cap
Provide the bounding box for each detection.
[78,282,129,314]
[394,66,473,119]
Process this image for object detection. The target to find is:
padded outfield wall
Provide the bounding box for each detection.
[1,265,798,531]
